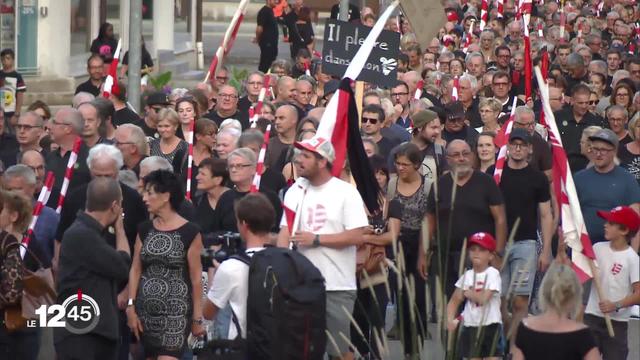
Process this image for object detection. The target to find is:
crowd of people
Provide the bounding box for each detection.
[1,0,640,359]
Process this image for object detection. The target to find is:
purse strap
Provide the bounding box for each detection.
[1,235,46,270]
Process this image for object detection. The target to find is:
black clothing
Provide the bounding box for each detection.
[264,136,292,172]
[515,322,597,360]
[496,96,525,116]
[330,3,361,22]
[529,132,553,173]
[260,167,287,194]
[75,79,101,97]
[554,108,606,172]
[122,48,154,74]
[90,37,118,63]
[212,188,282,233]
[442,126,479,148]
[375,136,395,160]
[237,95,254,116]
[45,143,91,209]
[204,109,250,130]
[122,155,145,178]
[499,165,550,241]
[56,182,147,252]
[565,73,589,96]
[284,11,314,59]
[112,106,140,126]
[257,5,279,72]
[55,333,118,360]
[55,212,131,345]
[617,144,640,185]
[463,98,482,129]
[427,171,504,252]
[133,118,158,139]
[195,193,221,235]
[0,132,19,169]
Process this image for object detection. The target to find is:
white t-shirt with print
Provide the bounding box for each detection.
[455,266,502,327]
[281,177,369,291]
[207,247,264,339]
[586,242,640,322]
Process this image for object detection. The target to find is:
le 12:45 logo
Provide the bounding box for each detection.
[28,290,101,334]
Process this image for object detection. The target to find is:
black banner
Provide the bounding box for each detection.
[321,19,401,88]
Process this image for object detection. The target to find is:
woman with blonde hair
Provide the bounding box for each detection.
[149,108,188,171]
[476,98,502,134]
[513,263,600,360]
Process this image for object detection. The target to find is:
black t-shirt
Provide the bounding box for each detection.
[113,107,140,126]
[375,136,395,161]
[498,96,525,117]
[133,117,159,139]
[237,96,253,116]
[212,188,282,233]
[75,79,101,97]
[55,182,147,252]
[0,133,19,169]
[257,6,278,45]
[45,143,92,209]
[260,167,287,194]
[427,171,504,251]
[122,48,154,72]
[555,108,606,173]
[195,193,221,235]
[499,164,550,241]
[464,98,483,129]
[204,110,250,130]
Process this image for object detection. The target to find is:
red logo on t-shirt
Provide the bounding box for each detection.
[611,263,623,275]
[305,204,327,232]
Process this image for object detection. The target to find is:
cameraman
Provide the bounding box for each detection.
[203,193,276,339]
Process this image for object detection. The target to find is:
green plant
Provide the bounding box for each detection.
[228,66,249,93]
[147,71,172,91]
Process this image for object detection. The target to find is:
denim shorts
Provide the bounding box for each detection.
[501,240,538,297]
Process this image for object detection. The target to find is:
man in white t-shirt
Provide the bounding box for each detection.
[278,137,368,360]
[203,193,276,339]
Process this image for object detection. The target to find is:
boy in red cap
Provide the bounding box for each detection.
[446,232,503,360]
[584,206,640,360]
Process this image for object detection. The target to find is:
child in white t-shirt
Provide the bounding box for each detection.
[584,206,640,360]
[447,232,503,360]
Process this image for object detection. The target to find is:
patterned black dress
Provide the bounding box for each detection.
[135,220,200,357]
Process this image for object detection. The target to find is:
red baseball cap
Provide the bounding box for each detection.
[597,206,640,232]
[468,232,496,252]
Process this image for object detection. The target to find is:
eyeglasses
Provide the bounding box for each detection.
[508,142,528,149]
[361,117,379,124]
[15,124,42,131]
[394,161,415,168]
[493,82,509,87]
[391,92,409,97]
[514,121,535,128]
[151,106,165,112]
[608,117,627,123]
[591,146,614,155]
[219,94,238,99]
[51,119,71,127]
[228,163,252,170]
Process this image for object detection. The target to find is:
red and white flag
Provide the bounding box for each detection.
[414,79,424,99]
[21,172,55,259]
[56,137,83,214]
[451,76,460,101]
[249,75,272,127]
[204,0,249,83]
[492,97,518,184]
[480,0,489,31]
[102,39,122,98]
[250,124,272,192]
[522,0,533,101]
[497,0,504,18]
[535,67,595,282]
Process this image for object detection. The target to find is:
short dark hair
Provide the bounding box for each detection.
[235,193,275,234]
[362,104,385,122]
[86,177,122,212]
[0,48,15,59]
[87,53,104,67]
[198,157,229,185]
[494,45,511,57]
[394,142,422,166]
[143,170,184,211]
[394,80,410,93]
[493,70,511,83]
[571,83,592,97]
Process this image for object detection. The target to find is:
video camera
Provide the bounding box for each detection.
[201,232,244,266]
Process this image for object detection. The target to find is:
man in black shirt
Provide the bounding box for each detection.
[0,108,19,169]
[256,0,279,72]
[205,85,250,129]
[442,101,479,148]
[564,53,589,97]
[74,54,104,97]
[133,91,171,139]
[555,83,606,172]
[361,104,395,161]
[237,71,265,115]
[423,140,507,297]
[55,177,131,360]
[45,108,91,209]
[498,128,553,342]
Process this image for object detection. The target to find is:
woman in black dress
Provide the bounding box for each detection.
[126,170,205,359]
[513,263,599,360]
[194,157,229,236]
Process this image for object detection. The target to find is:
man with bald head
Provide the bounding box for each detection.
[276,76,297,103]
[422,139,507,297]
[205,84,250,129]
[20,149,46,191]
[294,78,314,113]
[265,104,298,171]
[16,111,45,154]
[45,107,91,208]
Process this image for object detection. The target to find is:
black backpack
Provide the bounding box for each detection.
[244,246,326,360]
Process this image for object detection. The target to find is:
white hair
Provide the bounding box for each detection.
[73,92,96,109]
[87,144,124,170]
[459,73,478,92]
[217,127,241,143]
[219,119,243,132]
[3,164,36,186]
[171,88,189,99]
[139,156,173,173]
[228,148,257,166]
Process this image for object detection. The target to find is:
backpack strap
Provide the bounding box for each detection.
[229,252,251,266]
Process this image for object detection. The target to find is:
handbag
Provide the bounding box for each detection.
[196,309,247,360]
[0,232,23,308]
[3,240,56,332]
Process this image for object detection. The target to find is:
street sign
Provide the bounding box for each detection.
[400,0,445,49]
[322,19,400,88]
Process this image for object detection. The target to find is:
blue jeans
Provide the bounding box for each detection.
[501,240,538,298]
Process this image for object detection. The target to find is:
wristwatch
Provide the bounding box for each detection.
[313,234,321,248]
[127,298,135,307]
[615,301,623,312]
[193,317,204,325]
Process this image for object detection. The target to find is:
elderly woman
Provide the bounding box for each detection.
[127,170,205,359]
[449,58,465,77]
[212,148,282,233]
[479,29,496,64]
[476,98,502,133]
[175,97,200,140]
[149,109,188,171]
[194,158,230,234]
[618,117,640,184]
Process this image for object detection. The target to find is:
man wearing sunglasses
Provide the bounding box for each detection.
[133,91,171,139]
[361,104,395,160]
[441,101,479,148]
